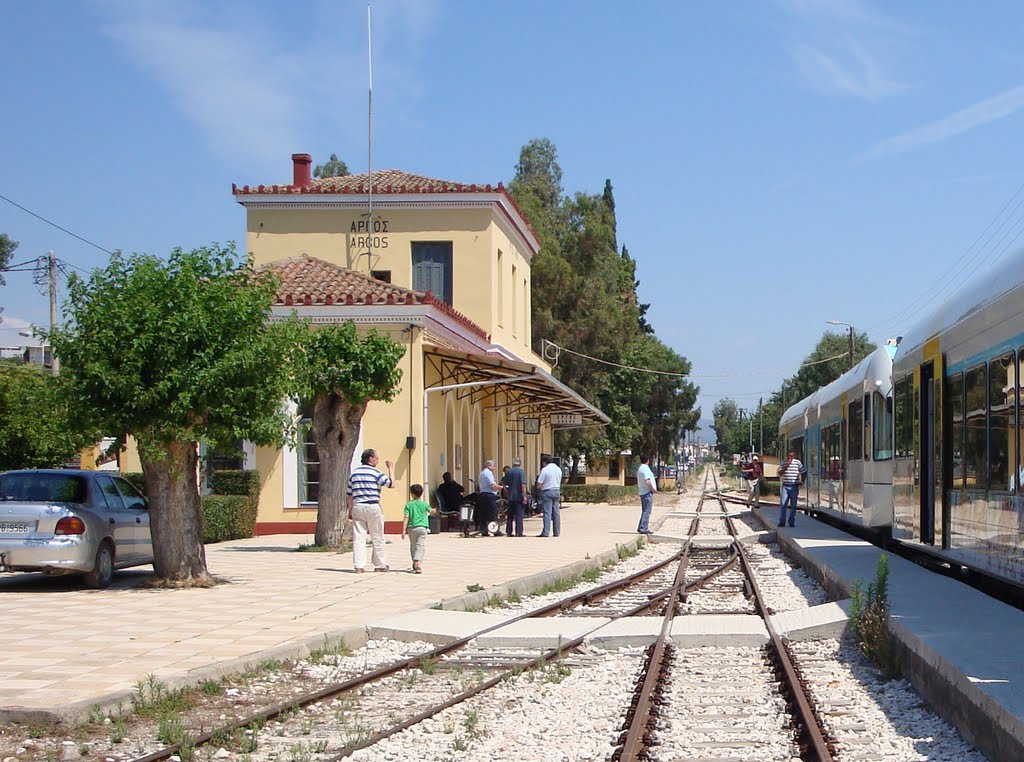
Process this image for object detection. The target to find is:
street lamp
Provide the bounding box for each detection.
[827,320,855,370]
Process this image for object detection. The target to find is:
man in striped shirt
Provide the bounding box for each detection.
[778,450,807,528]
[347,448,394,572]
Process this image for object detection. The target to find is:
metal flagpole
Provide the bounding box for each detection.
[366,3,374,274]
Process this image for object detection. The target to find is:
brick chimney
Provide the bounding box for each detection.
[291,153,312,188]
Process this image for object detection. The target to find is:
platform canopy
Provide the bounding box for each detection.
[424,345,609,426]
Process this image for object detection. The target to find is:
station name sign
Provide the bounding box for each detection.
[551,413,583,426]
[350,217,389,250]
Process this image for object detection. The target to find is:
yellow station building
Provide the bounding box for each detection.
[226,154,607,534]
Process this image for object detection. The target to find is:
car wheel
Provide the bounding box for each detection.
[83,542,114,589]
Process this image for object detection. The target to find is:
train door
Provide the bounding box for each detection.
[919,361,936,545]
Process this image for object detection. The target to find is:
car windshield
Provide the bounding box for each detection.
[0,473,89,503]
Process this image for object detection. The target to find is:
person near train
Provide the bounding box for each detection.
[741,454,763,508]
[501,457,528,537]
[535,455,563,537]
[636,455,657,534]
[778,450,807,527]
[401,484,432,574]
[477,459,502,537]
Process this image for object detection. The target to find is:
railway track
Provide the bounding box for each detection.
[125,467,891,762]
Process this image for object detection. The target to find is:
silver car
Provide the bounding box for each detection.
[0,469,153,588]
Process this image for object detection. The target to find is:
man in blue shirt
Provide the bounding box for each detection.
[636,455,657,534]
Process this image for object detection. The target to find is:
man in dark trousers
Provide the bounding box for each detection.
[502,457,528,537]
[778,450,807,527]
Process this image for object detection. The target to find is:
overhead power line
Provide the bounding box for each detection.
[543,341,849,379]
[0,191,114,256]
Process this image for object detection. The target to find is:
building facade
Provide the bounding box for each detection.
[232,154,607,533]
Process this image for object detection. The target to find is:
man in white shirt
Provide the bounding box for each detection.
[535,455,563,537]
[477,459,502,537]
[636,455,657,534]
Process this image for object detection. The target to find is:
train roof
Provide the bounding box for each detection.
[895,244,1024,364]
[779,344,896,429]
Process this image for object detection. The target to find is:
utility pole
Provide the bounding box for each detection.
[758,396,763,454]
[847,325,855,370]
[48,250,59,375]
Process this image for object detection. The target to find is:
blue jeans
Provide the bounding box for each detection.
[638,492,653,532]
[780,483,800,526]
[540,489,560,536]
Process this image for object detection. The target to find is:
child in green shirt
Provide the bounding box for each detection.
[402,483,433,574]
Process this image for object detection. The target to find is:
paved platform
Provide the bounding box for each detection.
[752,505,1024,762]
[0,497,675,723]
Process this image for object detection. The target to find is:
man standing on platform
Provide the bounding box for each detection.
[636,455,657,535]
[535,455,563,537]
[502,457,528,537]
[477,459,502,537]
[778,450,807,528]
[347,448,394,573]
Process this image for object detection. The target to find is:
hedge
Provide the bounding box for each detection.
[120,469,260,543]
[209,469,261,500]
[561,483,631,503]
[201,494,257,543]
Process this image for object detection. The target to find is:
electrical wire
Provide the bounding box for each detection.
[545,341,849,379]
[871,178,1024,334]
[0,192,115,256]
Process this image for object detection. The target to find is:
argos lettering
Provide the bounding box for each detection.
[350,218,390,249]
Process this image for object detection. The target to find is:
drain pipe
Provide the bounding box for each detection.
[423,374,537,501]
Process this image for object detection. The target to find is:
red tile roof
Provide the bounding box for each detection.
[265,256,488,341]
[234,169,504,196]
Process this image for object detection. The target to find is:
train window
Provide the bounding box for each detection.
[872,391,893,460]
[1018,348,1024,491]
[949,373,965,489]
[894,376,913,458]
[848,398,863,460]
[989,353,1014,492]
[964,364,987,490]
[863,394,872,461]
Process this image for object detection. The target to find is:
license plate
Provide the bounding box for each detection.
[0,522,31,533]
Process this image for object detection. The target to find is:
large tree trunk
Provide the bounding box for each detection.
[313,393,366,548]
[142,440,211,584]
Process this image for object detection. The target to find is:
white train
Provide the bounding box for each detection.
[780,244,1024,587]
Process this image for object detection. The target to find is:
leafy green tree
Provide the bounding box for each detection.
[712,399,741,458]
[51,244,298,585]
[0,362,90,469]
[509,138,699,469]
[313,153,350,179]
[0,233,16,286]
[290,322,404,548]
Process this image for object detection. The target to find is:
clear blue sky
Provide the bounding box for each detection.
[3,1,1024,444]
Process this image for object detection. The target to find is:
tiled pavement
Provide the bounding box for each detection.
[0,497,678,720]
